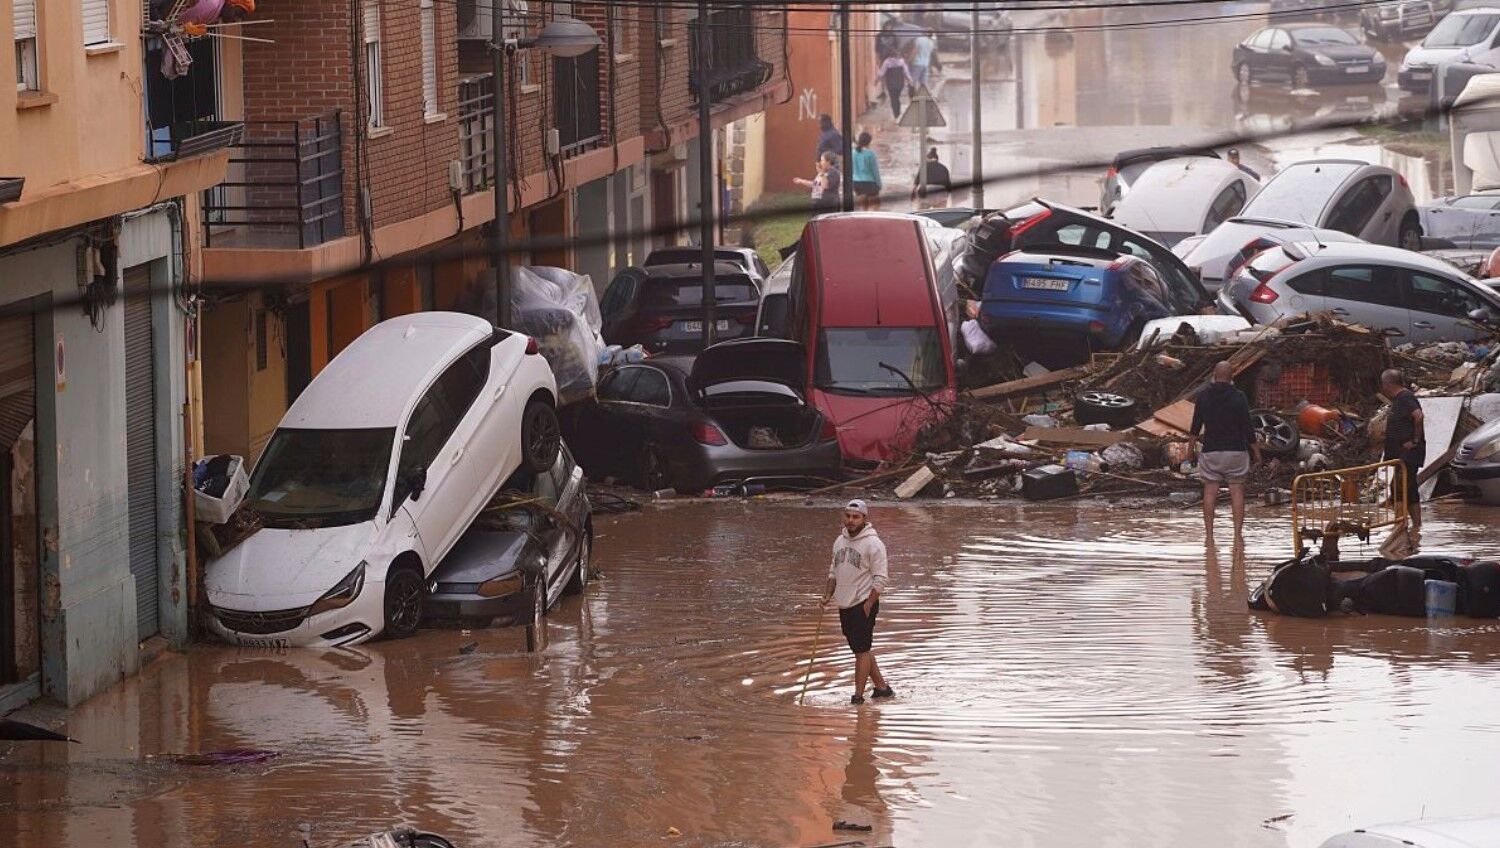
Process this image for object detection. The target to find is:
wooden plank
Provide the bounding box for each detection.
[1019,426,1128,447]
[1154,399,1197,433]
[966,365,1093,401]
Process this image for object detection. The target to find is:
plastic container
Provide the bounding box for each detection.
[1064,450,1100,473]
[1425,579,1458,618]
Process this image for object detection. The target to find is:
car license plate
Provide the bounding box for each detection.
[236,637,289,650]
[1346,65,1369,74]
[682,320,730,333]
[1412,70,1431,80]
[1020,277,1070,291]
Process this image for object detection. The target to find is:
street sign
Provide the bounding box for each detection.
[898,85,947,128]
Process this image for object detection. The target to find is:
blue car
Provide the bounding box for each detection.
[979,245,1177,368]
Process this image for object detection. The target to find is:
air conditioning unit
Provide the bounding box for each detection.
[457,0,490,41]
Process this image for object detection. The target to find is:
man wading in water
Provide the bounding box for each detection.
[822,500,893,705]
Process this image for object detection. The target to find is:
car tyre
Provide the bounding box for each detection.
[1251,409,1300,458]
[1291,66,1310,89]
[1074,390,1140,429]
[1398,215,1423,252]
[382,566,425,640]
[521,399,561,473]
[564,525,591,596]
[1236,63,1252,86]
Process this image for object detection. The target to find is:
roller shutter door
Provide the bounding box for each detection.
[124,267,160,639]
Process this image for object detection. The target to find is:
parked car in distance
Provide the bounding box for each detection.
[1237,159,1422,249]
[1361,0,1438,41]
[980,245,1183,367]
[644,245,771,284]
[1176,216,1366,293]
[790,213,959,463]
[1399,6,1500,91]
[1418,190,1500,247]
[564,339,843,492]
[1099,146,1219,217]
[1003,199,1210,312]
[424,443,591,626]
[1451,415,1500,504]
[1319,815,1500,847]
[755,256,794,338]
[1109,157,1261,248]
[1233,24,1388,88]
[206,313,561,649]
[600,262,761,354]
[1216,241,1500,342]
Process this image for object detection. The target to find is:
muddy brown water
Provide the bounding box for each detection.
[3,500,1500,848]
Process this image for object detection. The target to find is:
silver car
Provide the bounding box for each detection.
[1175,216,1365,294]
[1451,416,1500,504]
[1216,241,1500,342]
[1419,191,1500,247]
[1238,159,1423,250]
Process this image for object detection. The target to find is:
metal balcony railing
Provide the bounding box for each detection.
[201,111,345,250]
[554,52,603,155]
[458,74,495,194]
[689,8,773,105]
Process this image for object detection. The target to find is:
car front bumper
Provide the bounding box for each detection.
[1307,64,1387,85]
[1398,66,1434,92]
[982,302,1134,348]
[1451,457,1500,504]
[207,586,387,648]
[669,438,844,493]
[423,588,529,623]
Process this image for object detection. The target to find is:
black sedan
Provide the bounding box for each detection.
[601,262,761,355]
[563,338,843,494]
[423,443,591,628]
[1233,24,1386,88]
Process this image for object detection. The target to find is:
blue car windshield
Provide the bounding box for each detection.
[244,428,394,528]
[815,328,946,395]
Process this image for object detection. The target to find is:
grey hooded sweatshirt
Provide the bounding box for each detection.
[829,523,889,610]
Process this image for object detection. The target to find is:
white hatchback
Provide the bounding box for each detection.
[206,313,561,648]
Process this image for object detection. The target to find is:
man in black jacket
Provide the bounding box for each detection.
[1190,361,1261,539]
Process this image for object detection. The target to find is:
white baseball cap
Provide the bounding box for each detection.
[844,499,868,516]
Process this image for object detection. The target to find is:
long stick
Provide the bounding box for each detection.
[798,604,828,706]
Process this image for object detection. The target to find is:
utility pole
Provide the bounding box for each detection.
[971,1,984,209]
[698,0,717,348]
[839,2,855,212]
[1014,31,1024,131]
[490,0,511,328]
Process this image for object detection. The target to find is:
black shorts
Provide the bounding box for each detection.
[1385,444,1424,508]
[852,181,880,197]
[839,600,880,654]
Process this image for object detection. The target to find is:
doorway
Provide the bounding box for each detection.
[0,311,37,685]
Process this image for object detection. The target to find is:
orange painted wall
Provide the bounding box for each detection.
[310,275,369,374]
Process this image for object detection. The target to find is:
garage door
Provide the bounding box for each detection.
[123,267,159,640]
[0,312,33,453]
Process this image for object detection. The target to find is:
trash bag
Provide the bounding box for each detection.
[1249,554,1335,617]
[1344,565,1428,617]
[510,267,606,405]
[1465,561,1500,618]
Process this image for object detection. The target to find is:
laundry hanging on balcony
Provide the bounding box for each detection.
[144,0,261,79]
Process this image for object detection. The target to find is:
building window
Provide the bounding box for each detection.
[506,0,531,87]
[610,2,626,54]
[362,0,384,129]
[420,0,438,116]
[14,0,38,90]
[82,0,110,46]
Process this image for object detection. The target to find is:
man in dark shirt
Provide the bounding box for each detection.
[1190,361,1260,539]
[1381,369,1425,538]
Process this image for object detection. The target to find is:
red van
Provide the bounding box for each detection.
[787,214,957,463]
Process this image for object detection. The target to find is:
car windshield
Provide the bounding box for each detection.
[1243,164,1358,225]
[1424,13,1500,47]
[243,428,394,528]
[642,278,757,308]
[1292,27,1357,46]
[815,327,946,395]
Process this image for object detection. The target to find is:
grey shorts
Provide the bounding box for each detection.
[1199,450,1251,484]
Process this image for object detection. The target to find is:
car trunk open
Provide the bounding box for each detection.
[691,338,822,450]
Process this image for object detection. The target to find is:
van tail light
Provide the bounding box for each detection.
[1249,282,1280,304]
[692,420,728,446]
[1105,166,1119,181]
[1010,209,1053,238]
[1088,320,1107,335]
[525,336,540,355]
[819,417,839,442]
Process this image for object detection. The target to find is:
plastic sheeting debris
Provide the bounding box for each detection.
[510,267,606,405]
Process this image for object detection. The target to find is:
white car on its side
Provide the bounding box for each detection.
[1175,216,1366,294]
[1110,157,1261,249]
[1320,814,1500,847]
[206,312,561,649]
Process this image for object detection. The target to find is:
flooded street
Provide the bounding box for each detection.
[5,501,1500,847]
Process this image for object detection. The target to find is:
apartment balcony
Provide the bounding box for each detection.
[201,111,345,250]
[689,8,774,105]
[457,64,605,197]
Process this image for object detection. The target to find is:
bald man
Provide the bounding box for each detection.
[1190,361,1260,538]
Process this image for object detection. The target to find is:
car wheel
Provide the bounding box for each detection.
[1292,66,1310,89]
[1236,63,1252,86]
[382,566,424,640]
[564,526,591,596]
[1251,409,1300,458]
[640,444,669,491]
[1074,390,1140,429]
[521,400,561,473]
[1398,216,1423,251]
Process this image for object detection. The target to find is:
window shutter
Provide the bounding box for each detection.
[421,0,438,114]
[362,0,380,42]
[82,0,111,44]
[14,0,37,40]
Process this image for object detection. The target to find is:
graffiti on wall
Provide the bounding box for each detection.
[798,88,819,121]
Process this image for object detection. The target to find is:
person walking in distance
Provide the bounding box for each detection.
[1380,368,1425,543]
[1190,361,1260,539]
[850,132,883,211]
[911,29,938,89]
[793,152,843,212]
[821,500,893,705]
[815,113,844,162]
[1226,148,1260,180]
[879,52,914,120]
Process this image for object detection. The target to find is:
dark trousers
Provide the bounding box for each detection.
[886,82,904,119]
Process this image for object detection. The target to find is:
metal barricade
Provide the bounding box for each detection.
[1290,459,1408,555]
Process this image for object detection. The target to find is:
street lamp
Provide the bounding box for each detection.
[490,14,602,329]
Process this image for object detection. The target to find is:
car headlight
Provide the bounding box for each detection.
[307,562,366,617]
[1475,439,1500,461]
[476,573,524,598]
[1315,54,1337,67]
